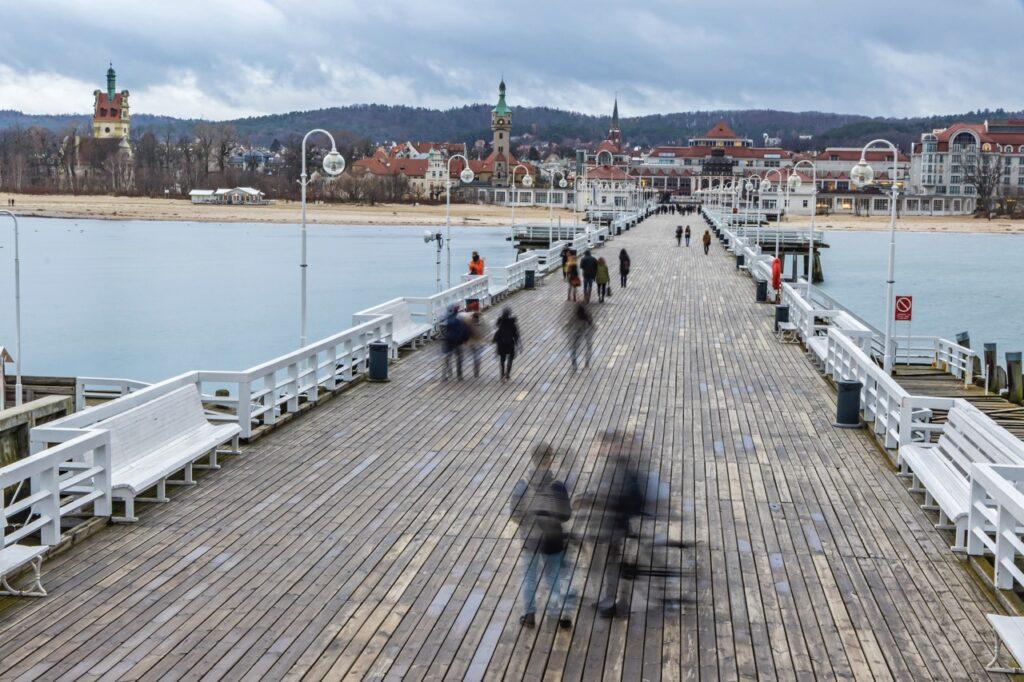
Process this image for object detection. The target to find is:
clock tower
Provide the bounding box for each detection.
[491,79,512,185]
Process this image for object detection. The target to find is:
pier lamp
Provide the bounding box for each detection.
[540,168,567,247]
[784,159,818,301]
[507,163,532,250]
[423,230,444,293]
[760,169,785,256]
[851,139,902,374]
[297,129,346,348]
[746,173,763,247]
[1,210,21,407]
[444,154,475,288]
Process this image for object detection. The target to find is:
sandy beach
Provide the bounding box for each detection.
[0,193,571,227]
[2,193,1022,233]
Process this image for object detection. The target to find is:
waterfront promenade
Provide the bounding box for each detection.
[0,213,1008,680]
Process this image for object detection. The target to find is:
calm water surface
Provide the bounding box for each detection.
[819,230,1024,363]
[0,219,516,380]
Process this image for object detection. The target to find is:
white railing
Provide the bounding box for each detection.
[75,377,151,411]
[408,275,491,327]
[492,253,538,293]
[532,241,567,274]
[2,428,112,547]
[825,328,942,452]
[589,226,609,245]
[935,337,978,386]
[968,463,1024,590]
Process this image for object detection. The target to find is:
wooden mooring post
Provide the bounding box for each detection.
[1008,351,1023,404]
[984,343,998,392]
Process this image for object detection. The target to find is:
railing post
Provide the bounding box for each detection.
[967,475,986,556]
[996,505,1014,590]
[237,380,253,439]
[286,362,300,413]
[39,464,61,546]
[898,397,914,446]
[93,437,113,517]
[263,372,277,426]
[75,379,86,411]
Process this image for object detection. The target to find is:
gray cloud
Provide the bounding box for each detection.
[0,0,1021,119]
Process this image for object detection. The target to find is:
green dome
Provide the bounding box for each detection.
[491,79,511,116]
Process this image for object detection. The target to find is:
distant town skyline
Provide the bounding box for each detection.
[1,0,1022,120]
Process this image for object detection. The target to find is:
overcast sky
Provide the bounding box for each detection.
[1,0,1022,120]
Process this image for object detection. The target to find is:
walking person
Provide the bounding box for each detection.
[493,307,520,380]
[560,245,572,281]
[460,310,487,378]
[509,443,574,630]
[441,305,467,380]
[566,252,580,302]
[702,229,712,255]
[567,302,593,371]
[684,225,691,247]
[618,249,631,288]
[579,249,598,303]
[675,225,682,246]
[596,257,610,303]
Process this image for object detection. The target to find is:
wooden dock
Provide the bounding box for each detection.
[0,214,1012,680]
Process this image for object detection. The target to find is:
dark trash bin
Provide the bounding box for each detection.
[755,278,768,302]
[835,380,862,428]
[368,341,389,382]
[736,254,745,269]
[524,269,536,289]
[774,304,789,332]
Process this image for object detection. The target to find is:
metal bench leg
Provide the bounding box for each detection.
[113,496,140,523]
[986,638,1024,673]
[216,435,241,456]
[195,448,221,471]
[0,557,46,597]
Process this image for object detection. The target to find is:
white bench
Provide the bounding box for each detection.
[0,544,48,597]
[93,384,241,521]
[899,404,1024,551]
[987,614,1024,674]
[807,335,828,363]
[354,300,432,351]
[776,321,799,344]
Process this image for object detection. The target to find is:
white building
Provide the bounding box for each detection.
[189,187,267,205]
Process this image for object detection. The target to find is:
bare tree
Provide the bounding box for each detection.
[961,150,1003,218]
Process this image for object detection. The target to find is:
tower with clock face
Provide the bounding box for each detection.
[491,79,512,185]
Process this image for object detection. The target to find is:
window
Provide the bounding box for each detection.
[802,200,808,208]
[873,198,888,211]
[906,199,918,211]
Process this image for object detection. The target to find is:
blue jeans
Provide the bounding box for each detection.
[521,550,572,616]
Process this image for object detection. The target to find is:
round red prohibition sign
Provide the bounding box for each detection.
[895,295,912,321]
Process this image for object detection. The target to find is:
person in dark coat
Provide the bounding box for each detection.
[578,249,598,303]
[567,302,593,371]
[493,308,521,380]
[509,442,574,629]
[618,249,631,288]
[442,305,467,380]
[684,225,691,247]
[702,229,712,255]
[675,225,682,246]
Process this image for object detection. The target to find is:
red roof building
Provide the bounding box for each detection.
[92,64,130,140]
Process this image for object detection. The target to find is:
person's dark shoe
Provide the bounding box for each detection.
[598,602,618,619]
[520,613,535,628]
[558,617,572,630]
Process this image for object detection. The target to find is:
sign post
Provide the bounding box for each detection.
[895,295,913,365]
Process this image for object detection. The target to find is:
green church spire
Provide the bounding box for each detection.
[492,79,511,116]
[107,62,116,100]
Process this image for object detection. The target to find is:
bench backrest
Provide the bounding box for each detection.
[94,384,211,472]
[355,300,416,337]
[937,404,1024,477]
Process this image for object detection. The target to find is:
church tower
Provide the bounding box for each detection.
[608,97,621,147]
[93,63,131,140]
[491,79,512,186]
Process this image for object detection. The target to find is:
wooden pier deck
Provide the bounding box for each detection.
[0,214,1011,680]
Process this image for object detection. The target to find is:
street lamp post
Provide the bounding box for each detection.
[298,129,346,348]
[509,163,532,247]
[746,173,763,248]
[540,167,567,247]
[1,210,21,407]
[444,153,476,288]
[851,140,902,374]
[785,159,818,300]
[760,169,785,257]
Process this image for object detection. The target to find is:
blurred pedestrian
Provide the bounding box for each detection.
[509,443,574,629]
[566,252,580,302]
[468,251,485,276]
[618,249,631,288]
[567,302,593,371]
[675,225,682,246]
[442,305,467,380]
[493,307,520,380]
[560,245,572,281]
[596,257,610,303]
[579,249,598,303]
[684,225,691,247]
[460,310,487,378]
[702,229,712,255]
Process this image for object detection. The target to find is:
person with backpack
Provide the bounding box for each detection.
[509,442,574,630]
[684,225,691,247]
[442,305,467,380]
[565,252,580,302]
[493,307,521,380]
[618,249,631,288]
[579,249,598,303]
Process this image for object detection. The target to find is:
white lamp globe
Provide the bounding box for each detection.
[460,167,475,184]
[322,149,346,176]
[744,181,754,192]
[522,174,534,188]
[559,177,568,188]
[759,179,771,192]
[850,159,874,187]
[787,174,802,191]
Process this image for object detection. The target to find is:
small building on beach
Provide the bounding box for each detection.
[188,187,268,205]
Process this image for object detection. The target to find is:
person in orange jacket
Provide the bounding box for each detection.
[469,251,485,276]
